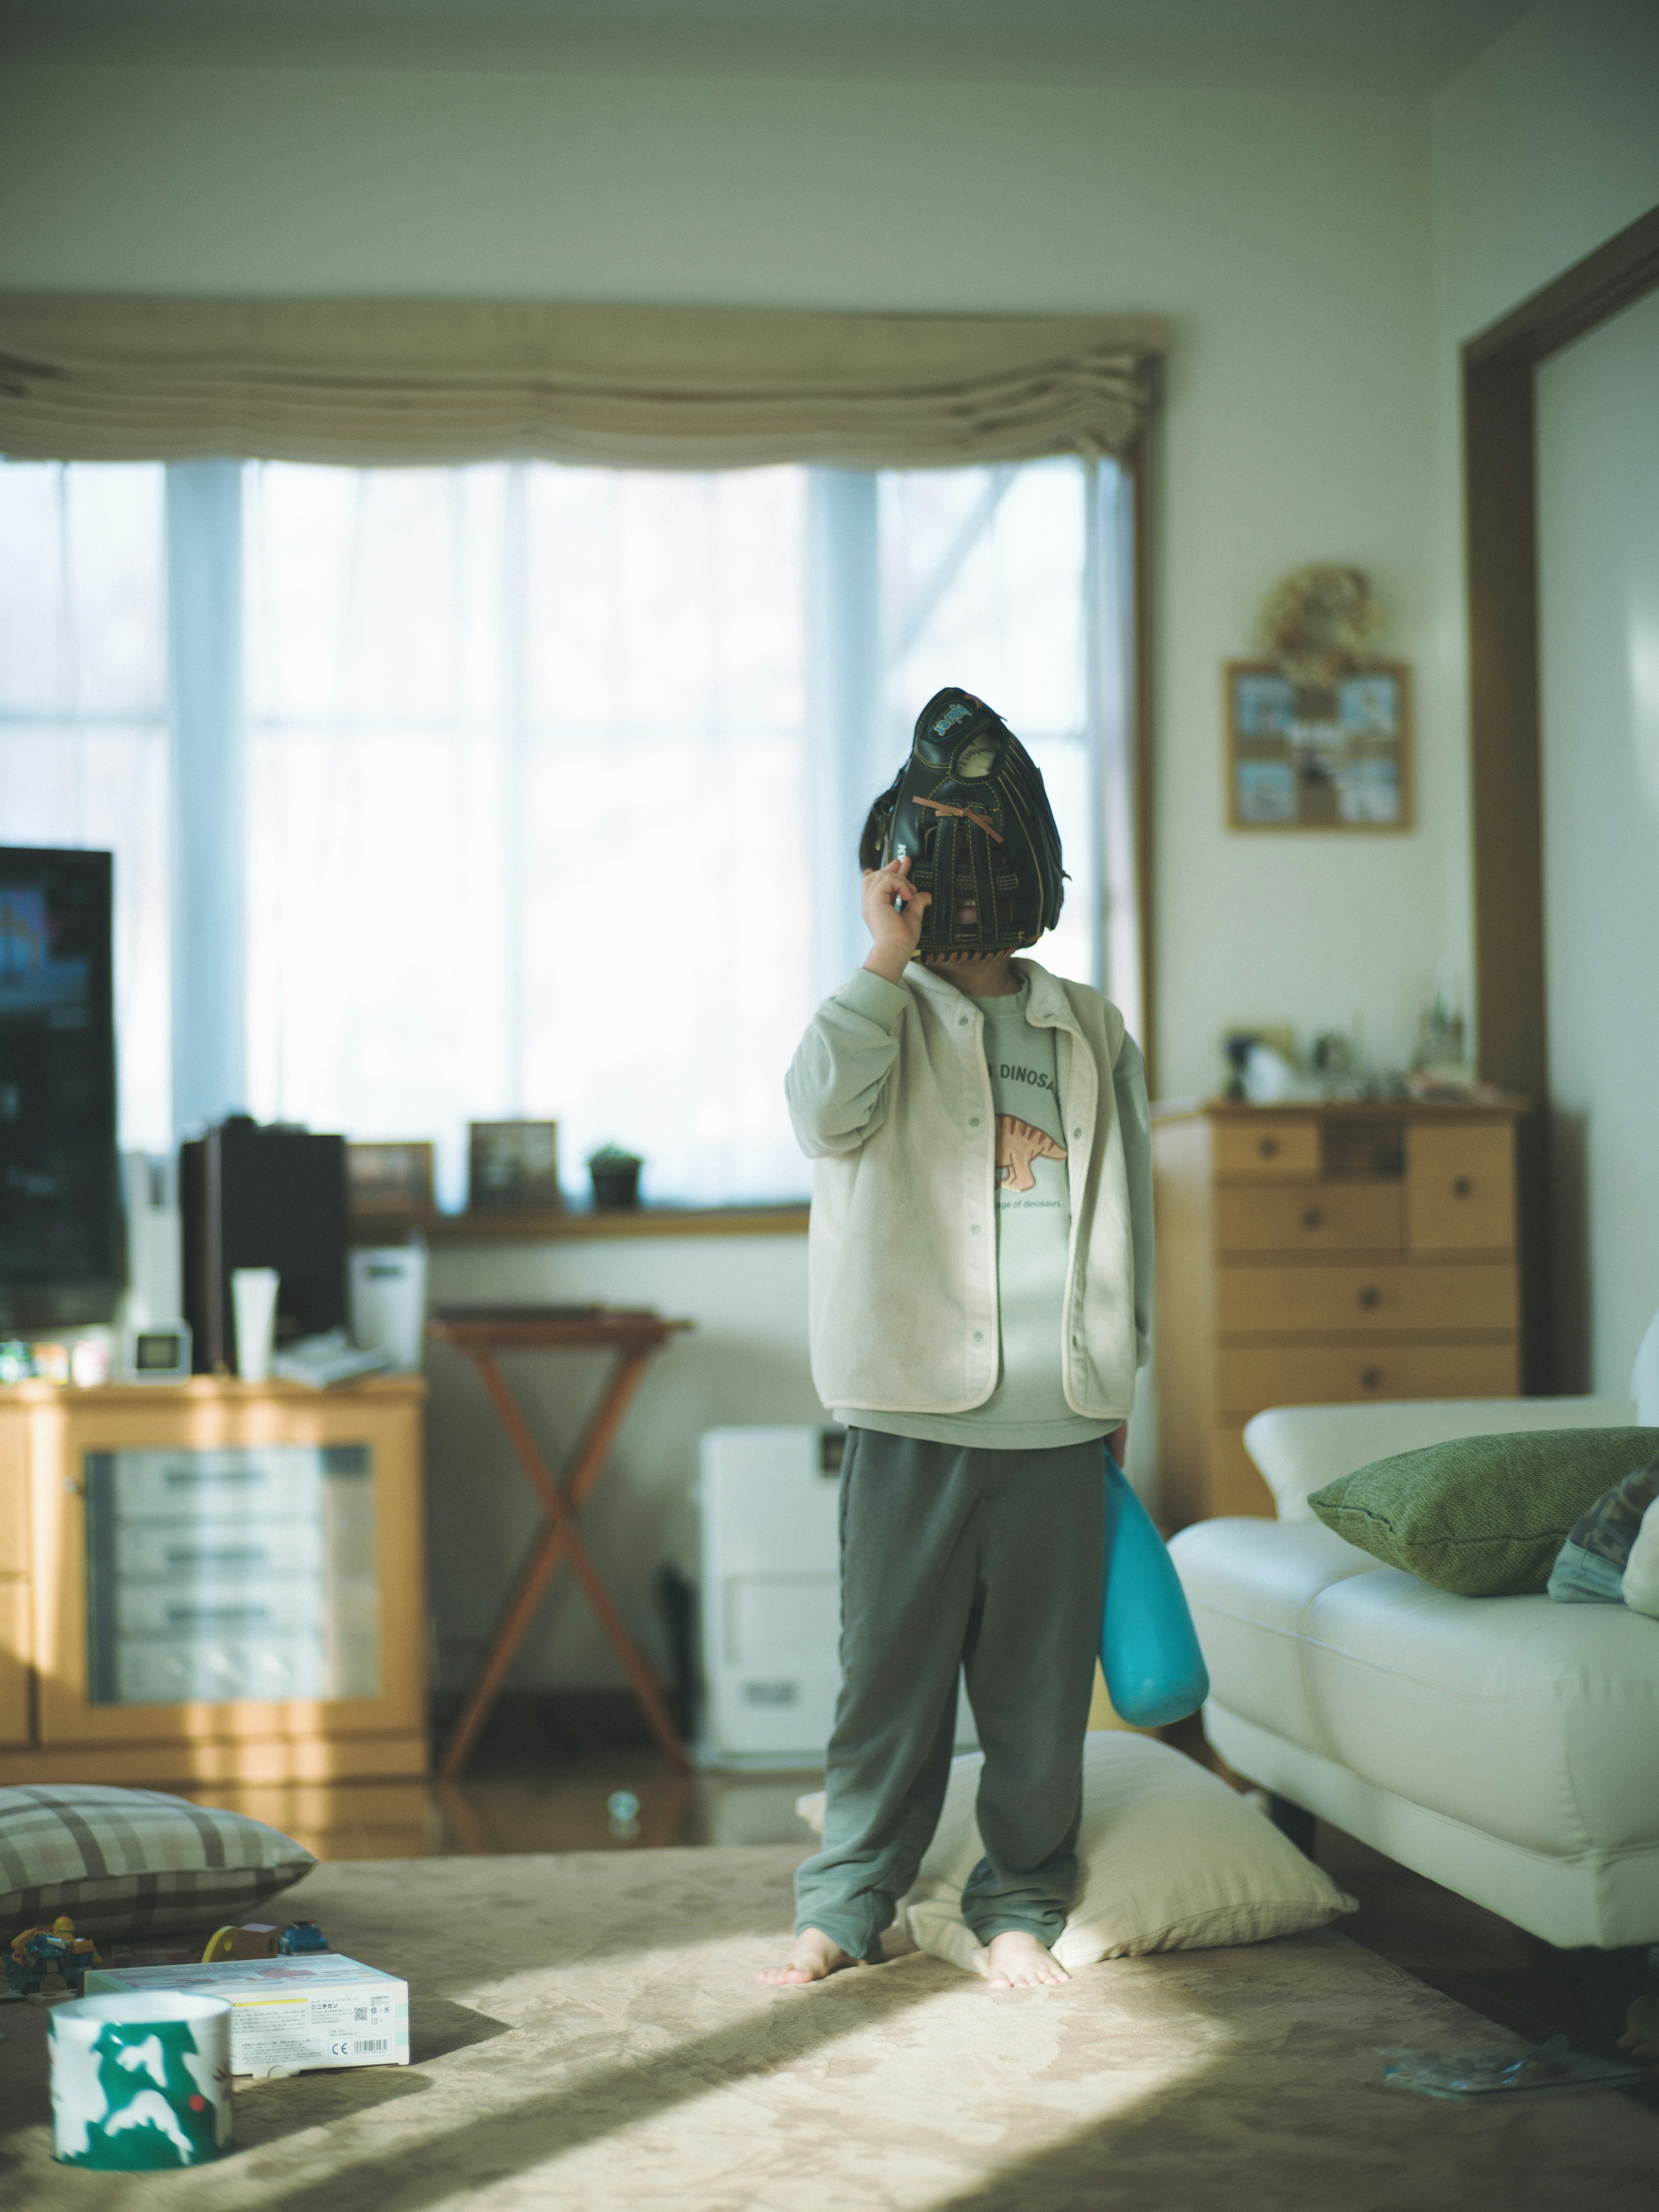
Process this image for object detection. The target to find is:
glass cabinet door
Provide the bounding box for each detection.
[30,1381,426,1757]
[84,1443,381,1707]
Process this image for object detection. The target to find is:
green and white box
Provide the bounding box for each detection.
[84,1955,409,2078]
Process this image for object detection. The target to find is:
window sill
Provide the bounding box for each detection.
[352,1203,810,1246]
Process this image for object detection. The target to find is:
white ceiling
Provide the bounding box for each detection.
[1,0,1536,95]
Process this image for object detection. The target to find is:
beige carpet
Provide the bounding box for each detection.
[4,1846,1656,2210]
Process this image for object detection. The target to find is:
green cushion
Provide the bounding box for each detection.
[1308,1428,1659,1596]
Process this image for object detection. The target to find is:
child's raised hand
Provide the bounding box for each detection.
[861,857,931,982]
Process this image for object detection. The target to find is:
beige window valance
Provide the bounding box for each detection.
[0,297,1165,470]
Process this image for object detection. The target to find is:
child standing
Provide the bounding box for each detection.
[760,688,1153,1991]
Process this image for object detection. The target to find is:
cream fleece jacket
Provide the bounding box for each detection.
[786,957,1152,1420]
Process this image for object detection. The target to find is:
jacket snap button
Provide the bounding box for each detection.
[970,1224,981,1235]
[969,1116,980,1127]
[958,1016,969,1027]
[973,1330,984,1343]
[1073,1126,1083,1138]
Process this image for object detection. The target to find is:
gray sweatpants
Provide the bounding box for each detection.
[793,1427,1106,1959]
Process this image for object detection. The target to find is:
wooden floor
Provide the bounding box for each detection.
[164,1697,1649,2069]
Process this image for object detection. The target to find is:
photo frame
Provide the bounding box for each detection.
[347,1141,436,1225]
[467,1120,562,1213]
[1226,658,1413,831]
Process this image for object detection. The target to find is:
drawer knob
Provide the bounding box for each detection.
[1452,1176,1473,1198]
[1259,1137,1279,1159]
[1361,1367,1382,1390]
[1301,1208,1323,1230]
[1358,1286,1380,1310]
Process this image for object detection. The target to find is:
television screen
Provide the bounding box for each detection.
[0,848,121,1328]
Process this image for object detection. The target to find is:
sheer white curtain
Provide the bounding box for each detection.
[0,454,1118,1204]
[877,458,1103,993]
[0,462,171,1152]
[242,461,812,1207]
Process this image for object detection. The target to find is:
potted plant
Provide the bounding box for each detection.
[587,1144,644,1210]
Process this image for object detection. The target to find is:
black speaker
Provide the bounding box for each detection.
[180,1117,347,1374]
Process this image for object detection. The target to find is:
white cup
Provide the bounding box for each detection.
[231,1267,280,1383]
[50,1990,234,2169]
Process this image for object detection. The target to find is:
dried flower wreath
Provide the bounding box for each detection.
[1255,564,1385,690]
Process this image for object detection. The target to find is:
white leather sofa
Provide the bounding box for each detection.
[1168,1311,1659,2043]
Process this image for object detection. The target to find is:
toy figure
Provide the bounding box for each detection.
[7,1913,100,1998]
[278,1920,328,1954]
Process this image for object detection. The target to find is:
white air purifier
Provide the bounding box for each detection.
[698,1425,979,1770]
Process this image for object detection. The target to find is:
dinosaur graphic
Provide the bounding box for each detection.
[996,1115,1067,1193]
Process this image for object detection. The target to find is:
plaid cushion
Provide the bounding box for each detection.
[0,1785,314,1942]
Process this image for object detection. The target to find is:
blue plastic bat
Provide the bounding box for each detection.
[1100,1450,1209,1727]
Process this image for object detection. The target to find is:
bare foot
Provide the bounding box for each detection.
[984,1931,1070,1990]
[755,1928,854,1985]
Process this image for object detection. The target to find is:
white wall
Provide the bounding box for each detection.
[1428,0,1659,1036]
[1430,1,1659,1393]
[0,62,1454,1098]
[1536,289,1659,1395]
[1432,1,1659,350]
[0,57,1456,1681]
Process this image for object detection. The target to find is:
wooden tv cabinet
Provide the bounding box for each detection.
[0,1376,427,1786]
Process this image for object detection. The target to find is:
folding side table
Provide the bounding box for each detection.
[428,1307,693,1780]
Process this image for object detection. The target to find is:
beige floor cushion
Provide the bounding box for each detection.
[801,1732,1353,1975]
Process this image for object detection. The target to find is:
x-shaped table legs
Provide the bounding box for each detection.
[439,1341,693,1780]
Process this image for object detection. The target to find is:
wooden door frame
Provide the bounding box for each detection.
[1463,199,1659,1387]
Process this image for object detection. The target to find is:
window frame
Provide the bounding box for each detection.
[6,446,1153,1209]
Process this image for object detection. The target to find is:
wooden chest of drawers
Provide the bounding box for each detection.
[1151,1100,1526,1524]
